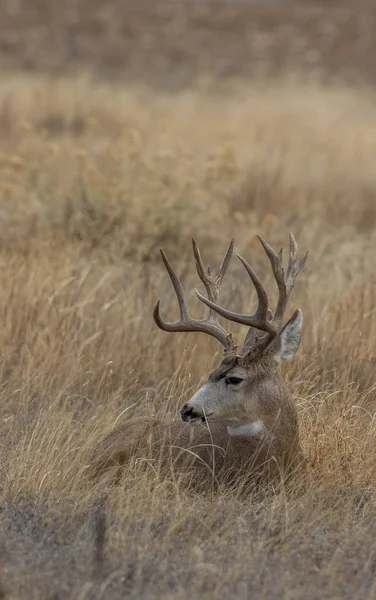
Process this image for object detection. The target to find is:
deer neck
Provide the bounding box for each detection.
[227,420,264,438]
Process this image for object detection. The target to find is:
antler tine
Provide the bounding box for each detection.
[258,232,308,327]
[195,254,277,335]
[160,249,189,321]
[192,238,234,324]
[286,232,308,290]
[216,238,234,283]
[153,246,237,355]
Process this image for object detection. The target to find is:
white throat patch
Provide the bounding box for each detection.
[227,420,264,438]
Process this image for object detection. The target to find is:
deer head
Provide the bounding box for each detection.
[153,233,307,435]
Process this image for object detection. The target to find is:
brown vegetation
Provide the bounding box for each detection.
[0,72,375,597]
[1,5,376,597]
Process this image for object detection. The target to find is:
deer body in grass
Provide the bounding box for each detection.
[92,233,308,487]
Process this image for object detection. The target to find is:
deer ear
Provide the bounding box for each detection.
[274,309,303,364]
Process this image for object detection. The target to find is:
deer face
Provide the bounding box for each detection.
[180,360,250,425]
[180,309,303,427]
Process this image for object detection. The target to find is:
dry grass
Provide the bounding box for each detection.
[0,74,376,598]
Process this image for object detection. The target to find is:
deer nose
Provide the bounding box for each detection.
[181,404,198,422]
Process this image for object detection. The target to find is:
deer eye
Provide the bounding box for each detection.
[225,377,243,386]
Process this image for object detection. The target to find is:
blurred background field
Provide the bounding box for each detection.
[1,1,376,599]
[2,0,376,88]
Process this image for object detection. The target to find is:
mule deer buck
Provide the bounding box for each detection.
[92,233,308,489]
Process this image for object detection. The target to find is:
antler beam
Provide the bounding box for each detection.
[153,239,237,356]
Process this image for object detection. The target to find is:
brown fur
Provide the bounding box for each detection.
[90,359,304,491]
[90,234,306,491]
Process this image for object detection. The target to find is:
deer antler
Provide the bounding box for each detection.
[196,233,308,359]
[257,232,307,329]
[153,239,237,357]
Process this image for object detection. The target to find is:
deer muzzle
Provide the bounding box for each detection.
[181,404,199,422]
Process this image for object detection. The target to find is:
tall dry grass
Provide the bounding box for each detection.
[0,74,376,598]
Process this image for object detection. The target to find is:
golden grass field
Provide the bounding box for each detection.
[1,72,376,598]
